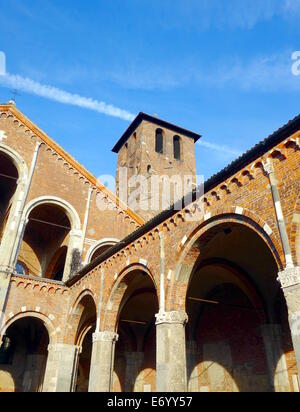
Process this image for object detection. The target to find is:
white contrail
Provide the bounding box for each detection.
[198,139,241,157]
[0,72,135,122]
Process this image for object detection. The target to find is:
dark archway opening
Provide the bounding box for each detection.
[18,204,71,279]
[113,271,158,392]
[0,152,18,245]
[0,317,49,392]
[74,295,96,392]
[185,221,296,392]
[90,243,115,263]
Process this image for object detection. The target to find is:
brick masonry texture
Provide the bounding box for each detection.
[0,102,299,392]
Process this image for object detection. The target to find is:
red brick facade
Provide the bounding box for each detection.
[0,102,299,392]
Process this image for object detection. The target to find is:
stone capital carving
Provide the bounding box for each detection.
[263,160,274,175]
[155,310,188,325]
[47,343,81,353]
[92,331,119,343]
[69,229,83,238]
[277,267,300,289]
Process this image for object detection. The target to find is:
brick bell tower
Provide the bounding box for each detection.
[112,112,201,221]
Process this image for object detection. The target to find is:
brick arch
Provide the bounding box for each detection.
[22,195,81,231]
[290,190,300,265]
[168,212,283,312]
[0,310,57,345]
[0,142,29,179]
[76,321,94,348]
[84,238,119,264]
[0,143,29,268]
[102,263,158,332]
[70,289,97,315]
[67,289,97,345]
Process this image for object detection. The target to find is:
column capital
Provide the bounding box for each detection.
[69,229,83,238]
[263,160,274,175]
[47,343,81,353]
[92,331,118,343]
[277,266,300,289]
[155,310,188,325]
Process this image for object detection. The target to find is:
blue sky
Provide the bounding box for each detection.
[0,0,300,184]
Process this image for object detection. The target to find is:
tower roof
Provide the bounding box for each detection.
[112,112,201,153]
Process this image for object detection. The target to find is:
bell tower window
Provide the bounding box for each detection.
[173,135,181,160]
[155,129,164,154]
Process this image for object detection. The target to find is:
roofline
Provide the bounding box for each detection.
[112,112,201,153]
[69,111,300,284]
[0,103,145,226]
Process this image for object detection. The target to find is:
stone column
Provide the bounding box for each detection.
[156,311,188,392]
[42,343,81,392]
[261,324,290,392]
[62,229,83,282]
[88,331,118,392]
[278,267,300,376]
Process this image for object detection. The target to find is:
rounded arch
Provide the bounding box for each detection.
[167,213,283,319]
[108,264,159,392]
[103,263,158,332]
[180,215,292,392]
[175,212,283,284]
[22,195,81,231]
[70,291,97,393]
[70,289,97,317]
[85,238,119,264]
[67,289,97,346]
[0,144,28,264]
[0,142,28,179]
[0,310,56,345]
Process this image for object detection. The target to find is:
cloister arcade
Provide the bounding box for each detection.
[0,103,299,393]
[0,215,298,392]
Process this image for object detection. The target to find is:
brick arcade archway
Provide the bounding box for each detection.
[178,219,297,392]
[104,266,159,392]
[70,292,97,392]
[0,316,50,392]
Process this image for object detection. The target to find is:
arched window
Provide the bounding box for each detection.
[173,135,181,160]
[155,129,163,154]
